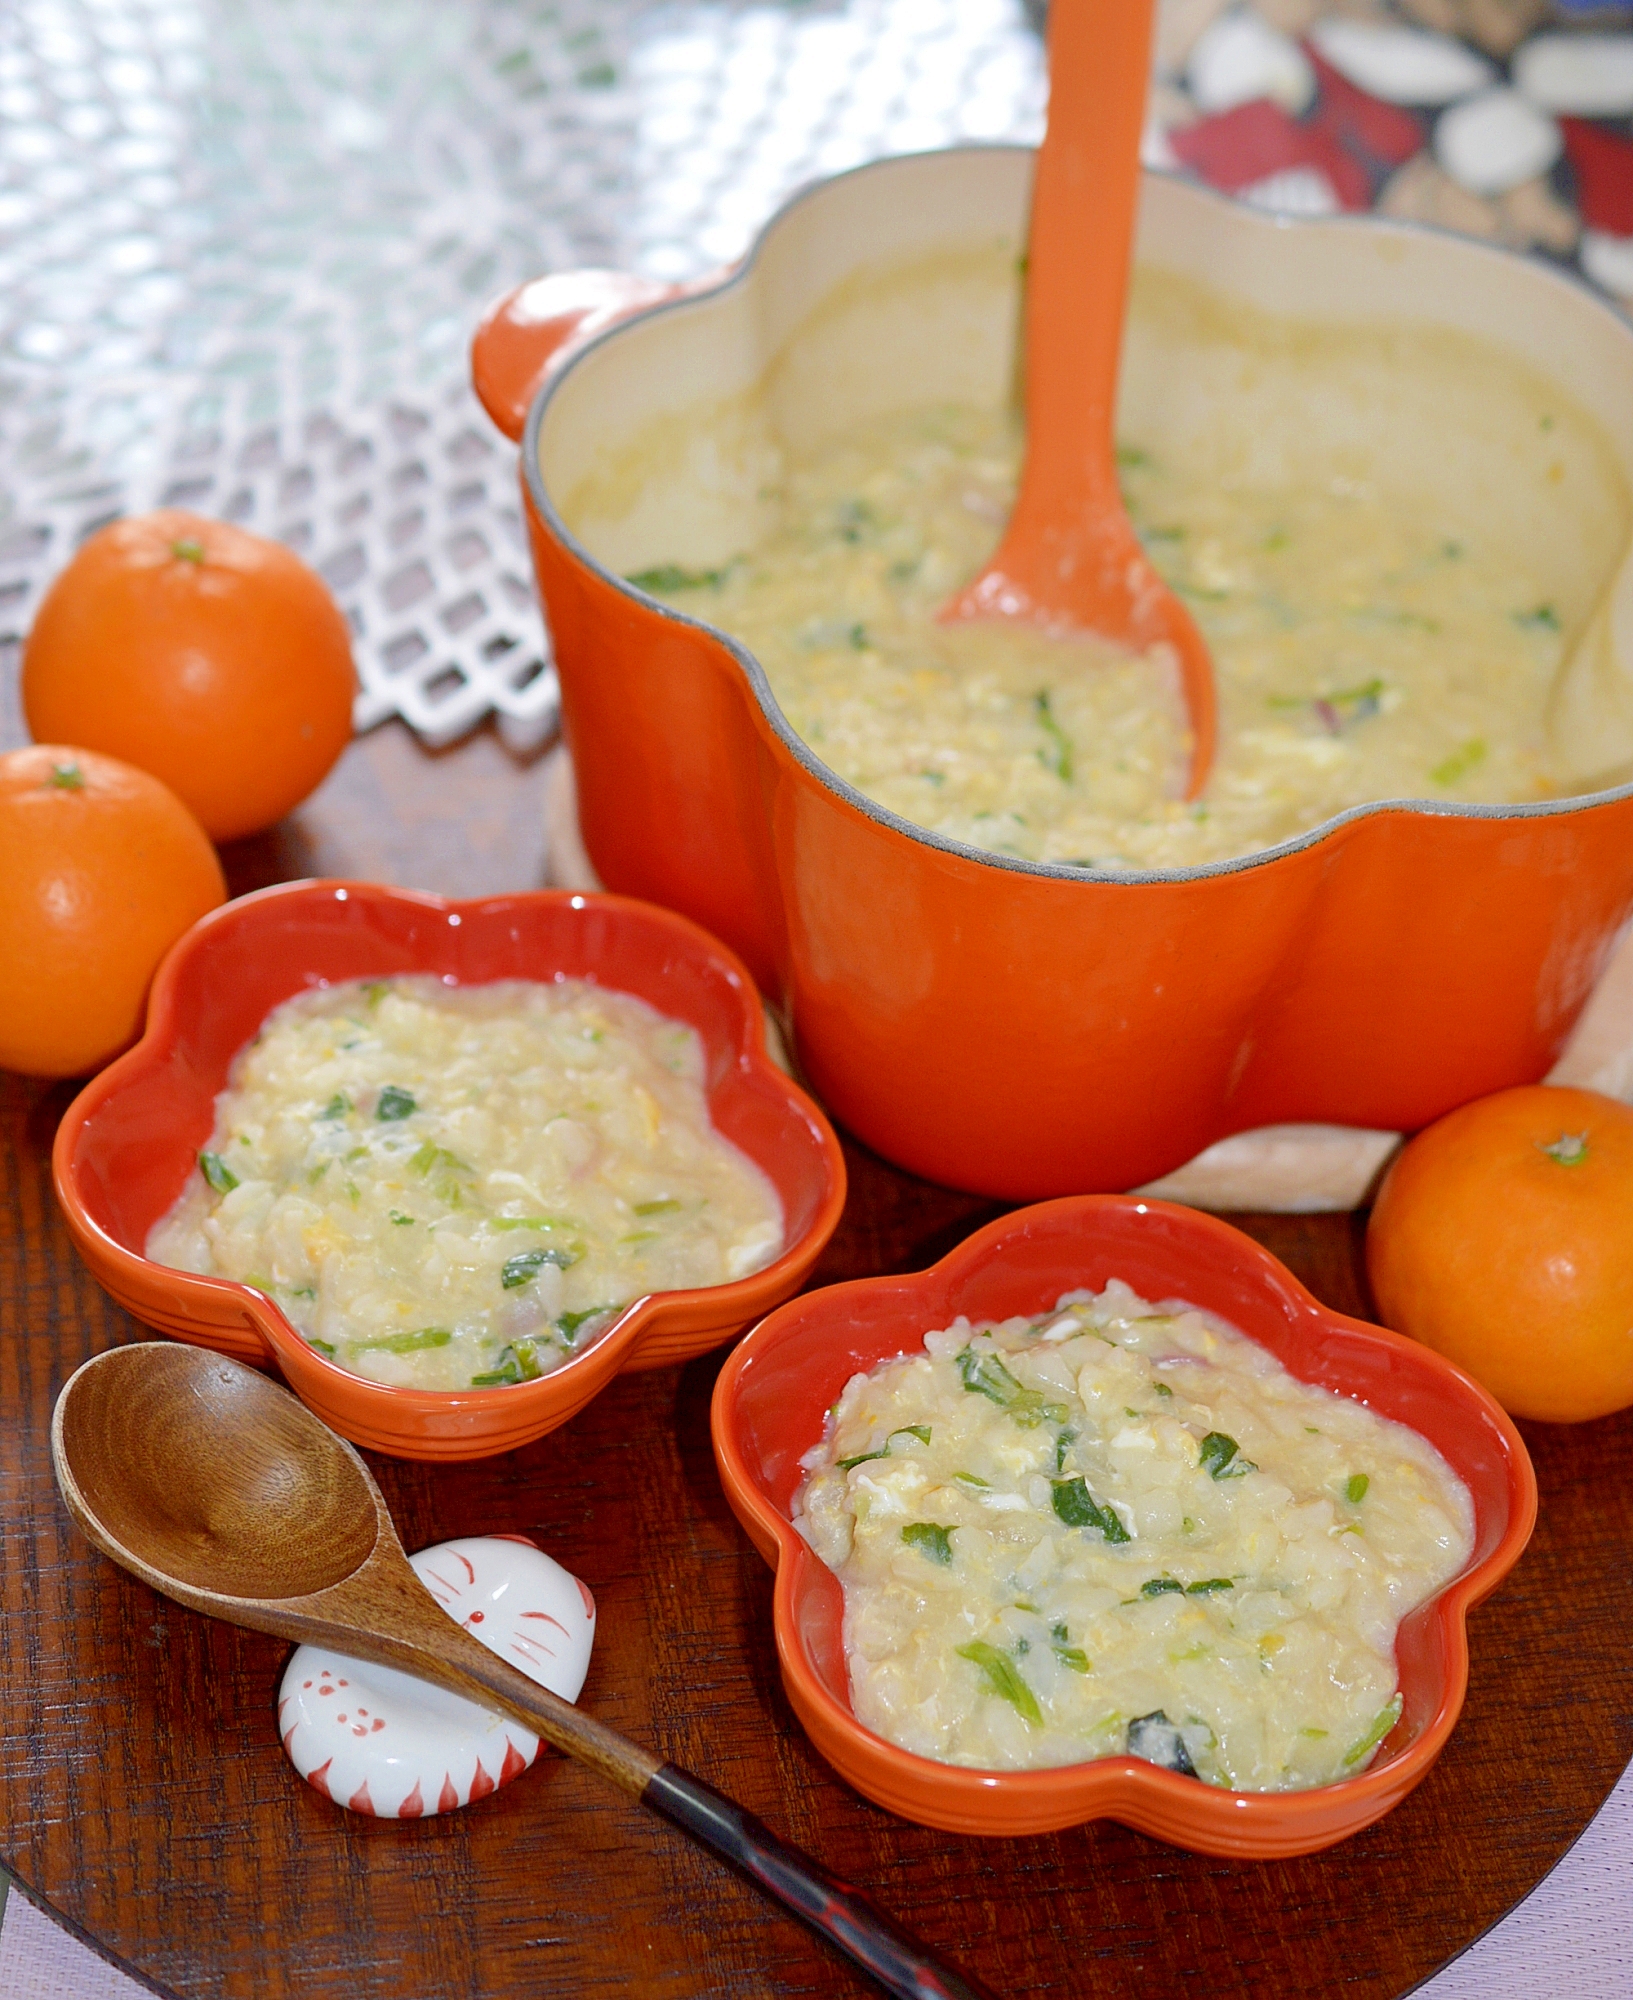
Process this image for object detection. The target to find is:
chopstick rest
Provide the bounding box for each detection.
[278,1534,596,1818]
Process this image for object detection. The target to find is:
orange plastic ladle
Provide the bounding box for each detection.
[943,0,1217,797]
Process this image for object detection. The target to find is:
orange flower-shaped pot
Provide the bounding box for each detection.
[54,881,846,1460]
[474,149,1633,1200]
[711,1196,1535,1857]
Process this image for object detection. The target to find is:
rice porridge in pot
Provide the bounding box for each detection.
[612,266,1628,872]
[148,976,784,1389]
[794,1280,1474,1790]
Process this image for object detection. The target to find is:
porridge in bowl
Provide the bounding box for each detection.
[148,975,784,1389]
[794,1280,1473,1790]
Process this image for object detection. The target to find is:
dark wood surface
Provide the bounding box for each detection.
[2,719,1631,2000]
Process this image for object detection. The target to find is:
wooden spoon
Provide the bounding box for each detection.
[52,1342,994,2000]
[943,0,1218,798]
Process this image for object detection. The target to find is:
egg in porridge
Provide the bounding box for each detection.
[794,1280,1474,1790]
[147,976,784,1389]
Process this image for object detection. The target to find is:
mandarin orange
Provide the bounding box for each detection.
[1367,1084,1633,1423]
[0,745,226,1077]
[22,509,354,841]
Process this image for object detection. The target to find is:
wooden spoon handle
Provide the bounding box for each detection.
[326,1581,994,1999]
[645,1764,998,2000]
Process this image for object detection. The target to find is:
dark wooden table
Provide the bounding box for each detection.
[2,719,1630,2000]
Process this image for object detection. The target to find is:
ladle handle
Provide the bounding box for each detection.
[1013,0,1154,528]
[645,1765,998,2000]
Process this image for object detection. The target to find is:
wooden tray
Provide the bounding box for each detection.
[1,722,1629,1999]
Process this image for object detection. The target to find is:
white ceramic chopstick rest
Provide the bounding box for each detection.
[277,1534,596,1817]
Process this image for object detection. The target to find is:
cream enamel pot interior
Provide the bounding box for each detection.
[474,149,1633,1200]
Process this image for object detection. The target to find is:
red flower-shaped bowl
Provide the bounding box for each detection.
[711,1195,1534,1856]
[55,880,846,1461]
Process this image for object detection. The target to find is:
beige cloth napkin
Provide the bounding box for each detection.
[543,747,1633,1212]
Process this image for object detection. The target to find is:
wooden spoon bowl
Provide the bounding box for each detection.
[57,1343,377,1599]
[52,1341,992,2000]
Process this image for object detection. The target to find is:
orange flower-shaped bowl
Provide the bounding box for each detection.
[54,880,846,1461]
[711,1195,1535,1857]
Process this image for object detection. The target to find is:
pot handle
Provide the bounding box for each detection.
[471,269,687,442]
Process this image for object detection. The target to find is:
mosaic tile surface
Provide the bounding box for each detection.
[0,0,1627,747]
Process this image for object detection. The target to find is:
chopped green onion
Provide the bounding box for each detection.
[837,1425,931,1473]
[836,497,878,542]
[632,1198,682,1216]
[1051,1478,1131,1543]
[957,1346,1024,1405]
[1127,1710,1197,1776]
[1345,1474,1370,1504]
[471,1341,548,1387]
[626,562,725,592]
[308,1338,336,1359]
[199,1151,239,1195]
[501,1247,577,1288]
[556,1306,619,1343]
[901,1522,954,1566]
[954,1641,1042,1725]
[1199,1432,1255,1479]
[953,1471,990,1488]
[1514,603,1559,631]
[1186,1578,1234,1595]
[389,1211,414,1227]
[375,1086,416,1121]
[1141,1577,1184,1598]
[410,1141,470,1176]
[1049,1622,1092,1673]
[1430,738,1487,788]
[1035,689,1073,783]
[955,1346,1066,1429]
[1343,1694,1404,1768]
[471,1361,519,1387]
[362,1326,452,1354]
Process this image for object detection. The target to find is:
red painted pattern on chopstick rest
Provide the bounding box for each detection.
[398,1781,425,1819]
